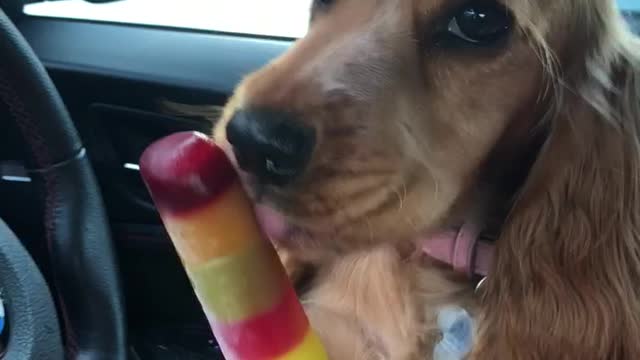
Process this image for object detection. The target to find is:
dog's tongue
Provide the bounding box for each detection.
[254,205,290,242]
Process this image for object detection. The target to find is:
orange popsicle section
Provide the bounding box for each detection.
[164,182,262,266]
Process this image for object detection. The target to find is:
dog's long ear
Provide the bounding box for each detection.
[475,14,640,360]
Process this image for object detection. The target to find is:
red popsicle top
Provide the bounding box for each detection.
[139,131,237,215]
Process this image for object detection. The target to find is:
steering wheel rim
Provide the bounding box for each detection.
[0,218,63,359]
[0,9,127,360]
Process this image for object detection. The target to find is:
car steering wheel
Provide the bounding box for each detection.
[0,9,126,360]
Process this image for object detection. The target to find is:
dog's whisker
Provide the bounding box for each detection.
[407,216,420,232]
[365,216,374,244]
[400,182,408,211]
[393,180,409,213]
[431,172,441,205]
[391,184,404,212]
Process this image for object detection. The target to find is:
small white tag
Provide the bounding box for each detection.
[433,306,474,360]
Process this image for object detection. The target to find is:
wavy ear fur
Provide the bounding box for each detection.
[475,6,640,360]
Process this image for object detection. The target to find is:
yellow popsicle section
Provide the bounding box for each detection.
[277,330,328,360]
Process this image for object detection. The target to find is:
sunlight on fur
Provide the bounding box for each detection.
[164,0,640,358]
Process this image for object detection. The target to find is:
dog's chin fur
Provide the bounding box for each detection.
[165,0,640,358]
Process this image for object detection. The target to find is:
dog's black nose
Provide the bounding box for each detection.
[226,109,315,186]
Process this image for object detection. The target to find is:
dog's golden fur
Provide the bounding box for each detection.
[168,0,640,358]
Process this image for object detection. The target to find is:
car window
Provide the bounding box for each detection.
[619,0,639,11]
[23,0,313,38]
[23,0,638,39]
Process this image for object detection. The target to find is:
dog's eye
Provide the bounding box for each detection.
[313,0,335,11]
[437,1,513,48]
[310,0,336,21]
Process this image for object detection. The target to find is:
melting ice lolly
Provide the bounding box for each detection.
[140,131,327,360]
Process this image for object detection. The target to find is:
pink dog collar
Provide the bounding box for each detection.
[421,223,494,278]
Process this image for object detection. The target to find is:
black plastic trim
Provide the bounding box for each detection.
[16,17,291,94]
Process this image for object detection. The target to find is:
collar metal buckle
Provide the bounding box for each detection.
[475,276,487,293]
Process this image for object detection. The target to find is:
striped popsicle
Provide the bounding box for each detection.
[140,131,328,360]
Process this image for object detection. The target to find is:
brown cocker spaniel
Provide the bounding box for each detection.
[186,0,639,358]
